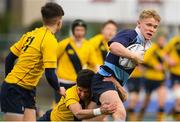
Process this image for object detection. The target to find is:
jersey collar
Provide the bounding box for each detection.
[135,27,151,50]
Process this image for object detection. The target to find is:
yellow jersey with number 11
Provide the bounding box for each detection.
[5,26,58,90]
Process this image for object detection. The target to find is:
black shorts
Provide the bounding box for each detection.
[37,109,52,121]
[170,73,180,87]
[126,77,142,93]
[143,79,163,94]
[91,73,116,105]
[0,82,36,114]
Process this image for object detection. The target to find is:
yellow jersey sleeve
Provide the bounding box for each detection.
[64,86,79,108]
[10,34,26,56]
[41,35,58,68]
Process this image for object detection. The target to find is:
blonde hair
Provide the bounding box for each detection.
[139,9,161,22]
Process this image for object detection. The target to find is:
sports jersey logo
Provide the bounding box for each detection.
[67,49,74,55]
[100,45,106,51]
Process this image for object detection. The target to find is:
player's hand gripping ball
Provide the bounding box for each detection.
[119,44,145,69]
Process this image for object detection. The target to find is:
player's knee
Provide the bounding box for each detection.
[113,106,126,121]
[119,108,126,120]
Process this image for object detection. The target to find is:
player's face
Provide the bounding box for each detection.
[73,26,86,40]
[77,87,90,101]
[157,35,166,48]
[137,17,159,41]
[102,23,117,41]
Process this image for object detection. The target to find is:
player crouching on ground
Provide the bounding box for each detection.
[38,69,117,121]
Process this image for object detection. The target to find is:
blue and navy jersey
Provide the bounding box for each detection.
[98,28,151,86]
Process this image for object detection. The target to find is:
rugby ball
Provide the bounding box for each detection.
[119,44,145,69]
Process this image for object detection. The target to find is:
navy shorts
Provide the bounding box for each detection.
[37,109,52,121]
[0,82,36,114]
[91,73,116,105]
[143,79,163,94]
[126,77,142,93]
[170,73,180,87]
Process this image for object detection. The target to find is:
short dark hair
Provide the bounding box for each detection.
[102,20,118,29]
[76,69,95,89]
[71,19,87,34]
[41,2,64,25]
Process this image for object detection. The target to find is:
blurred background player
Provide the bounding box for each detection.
[137,33,167,121]
[54,19,98,103]
[38,69,116,121]
[125,65,144,121]
[1,2,65,121]
[89,20,118,67]
[163,36,180,121]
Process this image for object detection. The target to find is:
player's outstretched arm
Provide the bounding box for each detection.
[69,102,116,120]
[5,52,18,76]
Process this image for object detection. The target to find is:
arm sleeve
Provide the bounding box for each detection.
[65,88,79,107]
[108,30,131,47]
[10,34,26,57]
[45,68,59,91]
[57,41,66,60]
[5,52,18,76]
[42,37,58,68]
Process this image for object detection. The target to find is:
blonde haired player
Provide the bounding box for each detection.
[89,9,161,121]
[1,2,65,121]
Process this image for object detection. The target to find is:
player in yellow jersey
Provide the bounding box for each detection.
[137,33,167,121]
[89,20,118,66]
[38,69,116,121]
[54,19,98,103]
[0,2,65,121]
[163,36,180,120]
